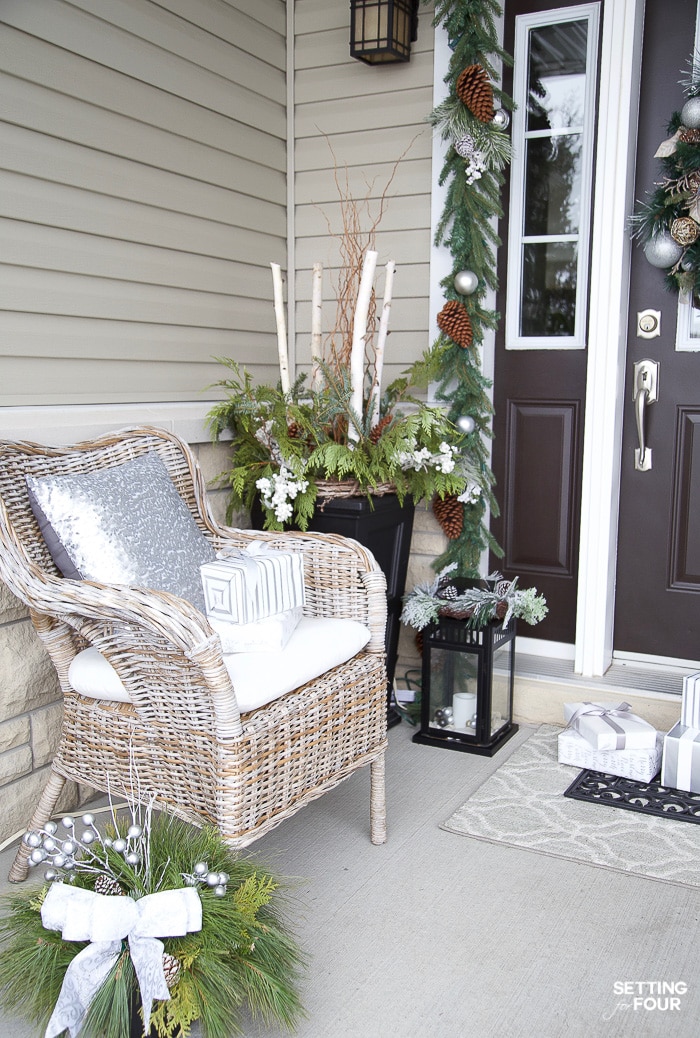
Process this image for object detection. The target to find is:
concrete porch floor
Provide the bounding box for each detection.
[1,717,698,1038]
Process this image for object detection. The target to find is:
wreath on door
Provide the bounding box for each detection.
[632,56,700,301]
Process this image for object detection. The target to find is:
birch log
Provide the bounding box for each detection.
[349,250,378,441]
[310,262,323,390]
[270,262,291,394]
[369,260,396,427]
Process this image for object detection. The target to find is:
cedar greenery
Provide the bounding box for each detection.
[0,813,306,1038]
[208,357,480,531]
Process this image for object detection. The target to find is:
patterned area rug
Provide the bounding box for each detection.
[442,725,700,888]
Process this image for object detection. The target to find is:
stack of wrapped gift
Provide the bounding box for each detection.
[661,672,700,792]
[200,541,305,653]
[558,701,661,781]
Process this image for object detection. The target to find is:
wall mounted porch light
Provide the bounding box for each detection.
[350,0,419,65]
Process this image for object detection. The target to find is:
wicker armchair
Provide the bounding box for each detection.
[0,426,388,883]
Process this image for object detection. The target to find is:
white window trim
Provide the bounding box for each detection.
[506,2,601,351]
[675,293,700,351]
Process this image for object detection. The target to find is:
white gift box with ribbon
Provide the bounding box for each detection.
[558,727,662,782]
[201,541,305,625]
[681,671,700,730]
[661,722,700,793]
[208,606,303,653]
[563,701,657,751]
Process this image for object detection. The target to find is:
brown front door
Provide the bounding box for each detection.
[614,0,700,661]
[490,0,601,643]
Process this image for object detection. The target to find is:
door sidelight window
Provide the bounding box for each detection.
[506,4,600,349]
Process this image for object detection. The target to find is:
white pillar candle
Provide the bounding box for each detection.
[452,692,477,729]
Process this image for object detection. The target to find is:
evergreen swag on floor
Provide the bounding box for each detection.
[423,0,514,574]
[0,810,306,1038]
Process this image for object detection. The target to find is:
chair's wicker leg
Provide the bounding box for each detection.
[369,751,387,845]
[8,767,67,883]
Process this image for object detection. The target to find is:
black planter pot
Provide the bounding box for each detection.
[252,493,415,727]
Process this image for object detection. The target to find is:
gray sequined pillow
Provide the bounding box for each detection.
[26,451,215,612]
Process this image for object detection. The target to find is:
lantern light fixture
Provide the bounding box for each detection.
[350,0,419,65]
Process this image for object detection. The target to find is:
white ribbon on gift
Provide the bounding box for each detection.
[41,882,202,1038]
[565,702,634,750]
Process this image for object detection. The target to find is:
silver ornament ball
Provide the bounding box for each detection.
[81,813,95,827]
[125,851,141,866]
[44,868,58,882]
[214,884,227,898]
[206,872,220,887]
[81,830,96,845]
[681,96,700,130]
[127,824,142,839]
[456,414,476,434]
[61,816,74,829]
[643,232,683,269]
[61,839,76,855]
[194,861,208,877]
[112,838,127,854]
[492,108,510,130]
[25,831,42,848]
[45,821,58,835]
[453,269,479,296]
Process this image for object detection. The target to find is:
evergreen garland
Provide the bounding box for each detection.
[424,0,514,574]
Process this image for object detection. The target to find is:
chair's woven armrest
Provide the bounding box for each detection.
[210,526,388,651]
[20,569,244,739]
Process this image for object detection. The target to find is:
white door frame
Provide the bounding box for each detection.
[575,0,646,676]
[430,0,647,678]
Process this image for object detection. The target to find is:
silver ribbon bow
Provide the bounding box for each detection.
[217,539,271,605]
[566,702,633,749]
[41,882,202,1038]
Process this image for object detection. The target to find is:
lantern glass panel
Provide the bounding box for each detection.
[491,641,513,736]
[426,647,478,733]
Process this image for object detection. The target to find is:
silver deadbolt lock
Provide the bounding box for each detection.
[637,309,661,339]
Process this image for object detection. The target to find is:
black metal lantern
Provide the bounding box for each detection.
[350,0,419,65]
[413,612,518,756]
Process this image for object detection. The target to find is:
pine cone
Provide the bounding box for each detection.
[437,300,473,349]
[287,421,303,438]
[94,874,124,896]
[679,126,700,144]
[456,64,495,123]
[433,495,464,539]
[162,952,182,989]
[369,414,393,444]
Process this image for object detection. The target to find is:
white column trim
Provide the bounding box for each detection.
[286,0,296,375]
[574,0,645,676]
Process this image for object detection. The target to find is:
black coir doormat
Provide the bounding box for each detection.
[564,770,700,823]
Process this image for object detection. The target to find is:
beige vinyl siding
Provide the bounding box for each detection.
[293,0,436,389]
[0,0,287,406]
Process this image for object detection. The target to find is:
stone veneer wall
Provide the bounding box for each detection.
[0,440,444,845]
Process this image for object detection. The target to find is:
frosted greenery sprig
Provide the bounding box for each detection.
[401,566,548,631]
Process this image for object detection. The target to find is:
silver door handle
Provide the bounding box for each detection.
[633,359,659,471]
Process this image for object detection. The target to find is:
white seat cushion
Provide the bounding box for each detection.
[68,617,371,713]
